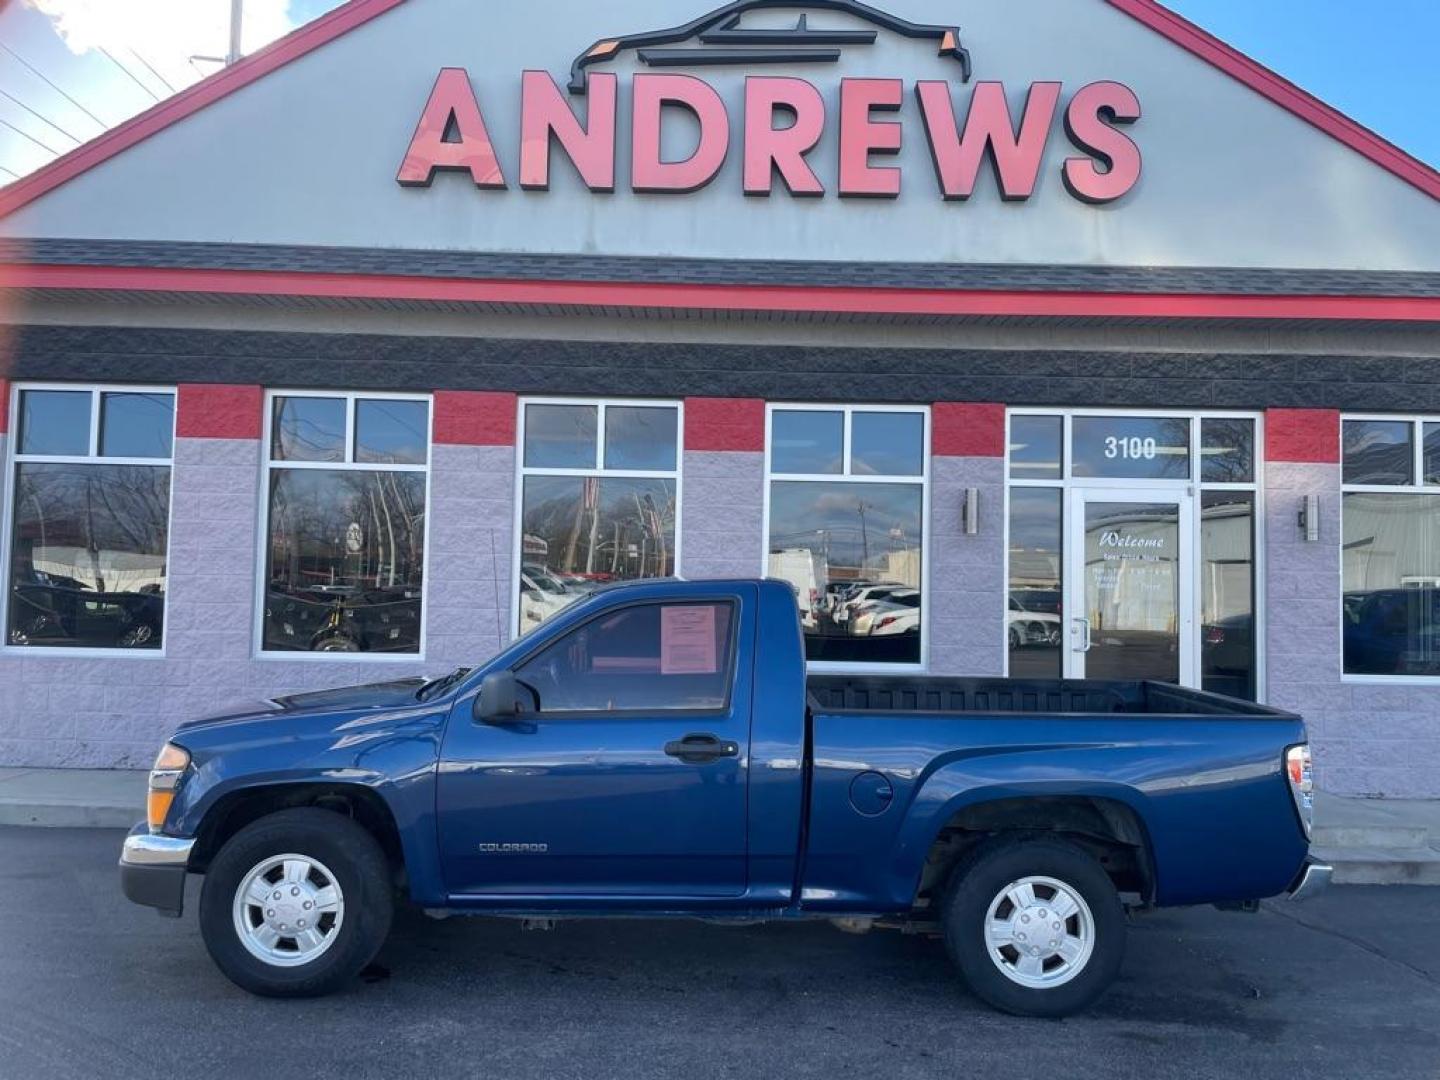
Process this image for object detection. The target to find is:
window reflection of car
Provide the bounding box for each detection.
[265,583,422,653]
[1007,597,1061,649]
[1344,588,1440,675]
[1010,589,1061,617]
[1202,614,1253,674]
[837,583,905,625]
[853,589,920,636]
[8,569,163,648]
[520,570,581,630]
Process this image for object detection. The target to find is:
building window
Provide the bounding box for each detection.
[766,404,928,667]
[4,385,175,651]
[261,392,430,655]
[1006,411,1259,698]
[516,399,680,635]
[1342,416,1440,678]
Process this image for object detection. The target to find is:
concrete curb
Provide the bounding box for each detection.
[0,769,145,830]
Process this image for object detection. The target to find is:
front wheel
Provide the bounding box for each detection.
[199,808,394,997]
[940,836,1124,1017]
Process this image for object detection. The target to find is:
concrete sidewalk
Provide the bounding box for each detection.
[0,768,149,829]
[2,768,1438,884]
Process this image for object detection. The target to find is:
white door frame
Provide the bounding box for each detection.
[1065,486,1197,686]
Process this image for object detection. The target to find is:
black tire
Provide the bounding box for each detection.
[940,836,1124,1018]
[199,808,394,998]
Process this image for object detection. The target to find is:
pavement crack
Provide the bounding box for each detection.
[1262,902,1439,988]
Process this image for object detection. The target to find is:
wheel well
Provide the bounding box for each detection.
[914,796,1154,912]
[189,783,405,883]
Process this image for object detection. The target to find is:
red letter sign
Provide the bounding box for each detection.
[743,77,825,197]
[519,71,617,192]
[838,78,903,198]
[916,81,1059,201]
[1062,81,1142,204]
[397,68,505,188]
[631,74,730,194]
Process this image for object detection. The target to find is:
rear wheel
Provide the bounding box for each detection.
[199,808,393,997]
[940,836,1124,1017]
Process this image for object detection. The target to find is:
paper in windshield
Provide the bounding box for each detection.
[660,605,718,675]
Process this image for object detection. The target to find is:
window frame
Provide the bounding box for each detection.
[511,596,741,719]
[762,402,932,674]
[255,388,434,662]
[511,397,684,641]
[1,381,178,659]
[1004,407,1265,699]
[1340,412,1440,684]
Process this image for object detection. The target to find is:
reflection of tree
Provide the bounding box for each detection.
[523,477,675,579]
[268,470,427,591]
[12,464,170,593]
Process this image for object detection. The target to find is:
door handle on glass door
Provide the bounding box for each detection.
[1072,618,1092,653]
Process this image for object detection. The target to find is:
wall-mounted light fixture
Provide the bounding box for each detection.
[963,488,980,536]
[1298,494,1320,542]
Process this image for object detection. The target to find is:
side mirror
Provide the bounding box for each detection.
[474,670,524,724]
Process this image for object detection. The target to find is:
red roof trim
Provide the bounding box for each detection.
[0,0,407,219]
[6,263,1440,322]
[1106,0,1440,203]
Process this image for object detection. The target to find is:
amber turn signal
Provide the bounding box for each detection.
[147,788,176,831]
[147,742,191,832]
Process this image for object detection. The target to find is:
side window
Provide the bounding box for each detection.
[516,602,735,713]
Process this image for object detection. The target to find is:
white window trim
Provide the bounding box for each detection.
[1004,408,1266,699]
[1,381,178,659]
[511,396,684,641]
[254,389,433,662]
[762,402,932,674]
[1339,412,1440,685]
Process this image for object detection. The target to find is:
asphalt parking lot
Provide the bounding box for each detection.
[2,826,1437,1080]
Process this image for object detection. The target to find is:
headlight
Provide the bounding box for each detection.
[147,742,190,832]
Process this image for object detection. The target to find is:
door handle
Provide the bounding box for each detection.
[663,733,739,764]
[1072,617,1092,653]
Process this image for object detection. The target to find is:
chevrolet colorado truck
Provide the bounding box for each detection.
[120,578,1327,1017]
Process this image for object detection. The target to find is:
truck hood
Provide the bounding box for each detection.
[175,677,430,733]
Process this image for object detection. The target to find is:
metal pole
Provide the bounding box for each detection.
[227,0,244,64]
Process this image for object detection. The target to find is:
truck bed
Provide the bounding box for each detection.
[806,676,1294,718]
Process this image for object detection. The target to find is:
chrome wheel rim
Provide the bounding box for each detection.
[984,875,1094,989]
[232,853,345,968]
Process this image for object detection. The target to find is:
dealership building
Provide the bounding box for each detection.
[1,0,1439,796]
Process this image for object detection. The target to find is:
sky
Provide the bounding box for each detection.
[0,0,1434,185]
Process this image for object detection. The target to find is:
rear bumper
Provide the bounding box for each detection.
[119,823,195,917]
[1287,859,1333,902]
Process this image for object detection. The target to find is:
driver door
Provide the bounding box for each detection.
[436,584,754,900]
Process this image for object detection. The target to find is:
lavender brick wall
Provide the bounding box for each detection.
[0,436,516,769]
[1264,462,1345,791]
[929,455,1006,676]
[427,443,515,662]
[680,451,764,580]
[1263,461,1440,799]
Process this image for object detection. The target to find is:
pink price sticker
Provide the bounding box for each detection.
[660,605,718,675]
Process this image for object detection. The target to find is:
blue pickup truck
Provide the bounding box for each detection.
[121,578,1326,1017]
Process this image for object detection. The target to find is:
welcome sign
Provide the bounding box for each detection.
[396,0,1142,206]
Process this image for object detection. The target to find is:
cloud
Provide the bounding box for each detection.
[27,0,296,60]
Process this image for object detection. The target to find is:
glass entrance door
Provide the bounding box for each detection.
[1066,489,1195,684]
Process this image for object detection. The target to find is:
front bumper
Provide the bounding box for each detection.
[119,823,195,917]
[1287,858,1333,902]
